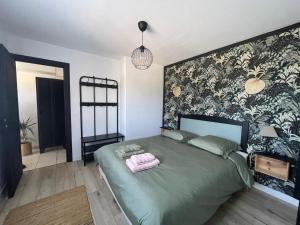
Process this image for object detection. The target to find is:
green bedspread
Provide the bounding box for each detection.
[94,135,252,225]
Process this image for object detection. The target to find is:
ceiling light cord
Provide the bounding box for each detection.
[131,21,153,70]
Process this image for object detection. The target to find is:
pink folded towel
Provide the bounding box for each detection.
[131,153,156,165]
[126,158,160,173]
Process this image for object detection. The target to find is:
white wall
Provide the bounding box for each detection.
[122,57,164,140]
[17,71,63,149]
[0,25,8,46]
[3,32,123,160]
[2,30,164,160]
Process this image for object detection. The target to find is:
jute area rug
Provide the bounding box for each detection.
[4,185,94,225]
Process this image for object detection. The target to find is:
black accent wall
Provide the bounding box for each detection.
[163,23,300,197]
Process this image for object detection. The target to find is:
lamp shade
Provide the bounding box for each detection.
[259,126,278,138]
[131,45,153,70]
[131,21,153,70]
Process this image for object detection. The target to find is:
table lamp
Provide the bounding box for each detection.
[259,126,278,151]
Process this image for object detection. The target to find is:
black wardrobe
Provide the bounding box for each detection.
[36,77,65,152]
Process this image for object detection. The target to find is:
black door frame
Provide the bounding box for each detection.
[11,54,72,162]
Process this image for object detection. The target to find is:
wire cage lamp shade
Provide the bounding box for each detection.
[131,21,153,70]
[131,45,153,70]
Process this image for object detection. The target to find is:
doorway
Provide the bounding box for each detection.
[16,62,67,170]
[12,54,72,168]
[0,50,72,198]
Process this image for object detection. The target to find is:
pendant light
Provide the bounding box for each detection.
[131,21,153,70]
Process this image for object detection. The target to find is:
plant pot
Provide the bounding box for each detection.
[21,142,32,156]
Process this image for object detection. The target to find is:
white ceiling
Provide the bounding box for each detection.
[0,0,299,65]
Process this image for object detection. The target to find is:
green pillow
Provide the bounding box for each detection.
[162,130,198,142]
[188,135,239,158]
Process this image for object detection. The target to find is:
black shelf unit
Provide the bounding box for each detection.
[79,76,124,165]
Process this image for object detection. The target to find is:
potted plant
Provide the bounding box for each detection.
[20,117,36,156]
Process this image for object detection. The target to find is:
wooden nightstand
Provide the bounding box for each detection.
[254,153,291,181]
[160,126,173,135]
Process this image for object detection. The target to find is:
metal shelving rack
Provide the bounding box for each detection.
[79,76,124,165]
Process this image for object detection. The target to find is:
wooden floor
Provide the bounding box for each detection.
[0,161,297,225]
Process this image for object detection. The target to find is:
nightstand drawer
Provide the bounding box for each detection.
[255,155,289,181]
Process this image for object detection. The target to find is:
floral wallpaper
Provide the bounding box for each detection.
[163,25,300,196]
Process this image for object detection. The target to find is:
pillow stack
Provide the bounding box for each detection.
[161,129,241,158]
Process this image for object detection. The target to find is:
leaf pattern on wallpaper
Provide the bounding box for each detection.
[163,26,300,196]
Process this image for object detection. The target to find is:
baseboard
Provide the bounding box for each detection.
[253,182,299,207]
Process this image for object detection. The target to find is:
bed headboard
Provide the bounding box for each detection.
[178,114,249,152]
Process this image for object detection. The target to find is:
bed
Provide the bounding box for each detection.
[94,114,252,225]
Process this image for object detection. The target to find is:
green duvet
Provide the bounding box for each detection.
[94,135,253,225]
